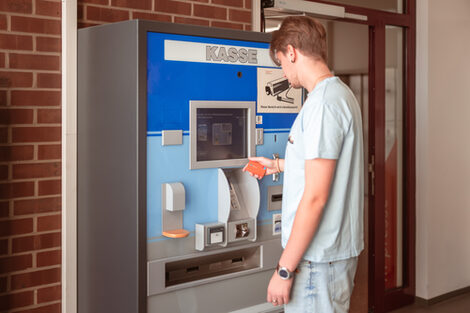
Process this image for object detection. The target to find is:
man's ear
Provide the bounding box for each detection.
[286,45,297,63]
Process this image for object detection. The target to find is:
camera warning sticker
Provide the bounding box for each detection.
[257,68,302,113]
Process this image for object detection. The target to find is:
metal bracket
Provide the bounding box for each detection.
[272,153,280,182]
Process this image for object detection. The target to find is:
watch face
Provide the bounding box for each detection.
[279,268,289,279]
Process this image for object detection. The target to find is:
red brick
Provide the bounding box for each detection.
[37,214,61,231]
[0,165,7,180]
[174,16,209,26]
[0,290,34,311]
[0,91,6,106]
[132,11,172,23]
[0,276,6,292]
[14,196,61,215]
[38,108,61,124]
[36,0,61,17]
[0,207,8,218]
[0,145,34,162]
[229,8,251,23]
[194,4,227,20]
[11,90,60,107]
[11,267,60,290]
[12,126,61,143]
[87,6,130,23]
[37,250,61,268]
[0,34,33,50]
[211,21,243,30]
[17,303,61,313]
[0,127,8,143]
[10,53,60,71]
[112,0,152,10]
[81,0,108,4]
[188,0,209,2]
[0,218,33,237]
[0,239,7,255]
[212,0,243,7]
[38,144,61,160]
[12,232,61,253]
[77,4,84,20]
[0,254,32,274]
[0,201,8,218]
[245,0,251,9]
[0,0,33,14]
[37,73,61,88]
[37,284,61,303]
[38,179,61,196]
[155,0,191,15]
[0,71,33,88]
[0,109,34,124]
[0,15,7,30]
[0,182,35,199]
[0,128,7,143]
[36,36,61,52]
[0,52,5,68]
[13,162,61,179]
[11,16,61,35]
[0,236,7,253]
[78,22,101,29]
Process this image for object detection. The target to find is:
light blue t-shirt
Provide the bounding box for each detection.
[281,77,364,262]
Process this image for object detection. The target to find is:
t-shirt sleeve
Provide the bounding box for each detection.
[302,101,346,160]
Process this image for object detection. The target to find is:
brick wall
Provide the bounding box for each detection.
[0,0,252,312]
[0,0,62,312]
[79,0,253,30]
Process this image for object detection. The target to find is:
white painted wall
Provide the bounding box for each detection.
[416,0,470,300]
[62,1,77,313]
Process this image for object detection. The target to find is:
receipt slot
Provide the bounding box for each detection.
[78,20,292,313]
[218,168,260,244]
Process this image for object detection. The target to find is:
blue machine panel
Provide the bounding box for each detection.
[147,32,297,241]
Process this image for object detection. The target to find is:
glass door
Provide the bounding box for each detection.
[260,1,416,312]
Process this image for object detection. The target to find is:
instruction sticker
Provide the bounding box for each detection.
[257,68,302,113]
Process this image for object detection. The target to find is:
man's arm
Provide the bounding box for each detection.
[243,156,285,177]
[267,158,336,305]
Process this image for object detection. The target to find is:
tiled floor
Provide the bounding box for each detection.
[390,292,470,313]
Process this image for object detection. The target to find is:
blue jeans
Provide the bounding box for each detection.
[284,257,358,313]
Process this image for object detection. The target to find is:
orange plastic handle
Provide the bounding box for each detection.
[162,229,190,238]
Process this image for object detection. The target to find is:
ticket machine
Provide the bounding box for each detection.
[78,20,302,313]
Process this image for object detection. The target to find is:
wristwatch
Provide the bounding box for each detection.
[277,264,294,280]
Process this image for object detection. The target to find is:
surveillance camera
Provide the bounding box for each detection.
[265,77,294,104]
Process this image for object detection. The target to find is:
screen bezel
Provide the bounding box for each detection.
[190,100,256,169]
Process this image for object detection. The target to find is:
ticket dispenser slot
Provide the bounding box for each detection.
[165,246,260,287]
[218,168,260,245]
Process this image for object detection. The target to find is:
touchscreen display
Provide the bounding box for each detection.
[196,108,247,161]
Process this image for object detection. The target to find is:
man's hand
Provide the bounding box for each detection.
[266,271,293,306]
[243,156,280,179]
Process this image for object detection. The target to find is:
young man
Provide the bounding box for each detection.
[246,16,364,312]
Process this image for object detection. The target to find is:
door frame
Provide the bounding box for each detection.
[314,1,416,312]
[256,1,417,312]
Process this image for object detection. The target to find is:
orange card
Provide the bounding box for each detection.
[245,160,267,178]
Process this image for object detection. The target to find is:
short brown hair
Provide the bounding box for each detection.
[270,16,327,66]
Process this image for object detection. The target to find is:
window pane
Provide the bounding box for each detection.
[384,25,404,290]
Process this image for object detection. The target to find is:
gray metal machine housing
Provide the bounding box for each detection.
[78,20,284,313]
